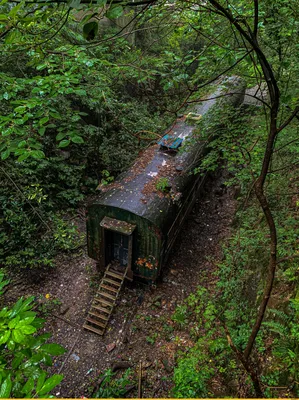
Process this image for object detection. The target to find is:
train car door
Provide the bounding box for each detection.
[100,216,135,280]
[111,231,129,266]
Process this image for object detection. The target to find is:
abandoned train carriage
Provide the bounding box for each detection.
[87,77,245,282]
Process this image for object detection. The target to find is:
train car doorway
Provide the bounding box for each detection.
[100,216,135,280]
[106,230,129,267]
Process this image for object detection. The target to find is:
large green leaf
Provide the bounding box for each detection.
[39,116,49,125]
[28,333,51,350]
[38,374,63,395]
[0,331,10,345]
[10,298,24,318]
[12,328,25,344]
[12,352,26,369]
[21,377,34,396]
[56,132,66,141]
[14,106,26,114]
[40,344,66,356]
[1,150,10,160]
[5,30,22,44]
[58,139,70,148]
[16,316,35,326]
[71,135,84,144]
[0,376,12,398]
[23,365,43,380]
[36,371,46,393]
[8,316,20,329]
[19,325,36,335]
[31,150,45,160]
[106,5,123,19]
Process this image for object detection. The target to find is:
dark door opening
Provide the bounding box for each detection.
[100,216,135,280]
[106,230,129,267]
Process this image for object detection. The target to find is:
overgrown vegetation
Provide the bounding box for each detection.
[91,368,134,398]
[0,274,65,398]
[0,7,183,270]
[173,104,299,397]
[1,0,298,397]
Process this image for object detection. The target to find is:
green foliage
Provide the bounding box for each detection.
[0,7,174,270]
[155,177,171,193]
[172,288,237,397]
[0,172,84,268]
[0,274,65,398]
[1,1,298,397]
[260,300,299,396]
[173,99,299,397]
[92,368,133,398]
[171,305,189,328]
[146,333,158,344]
[173,350,214,398]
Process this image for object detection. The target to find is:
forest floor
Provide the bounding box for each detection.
[4,169,238,398]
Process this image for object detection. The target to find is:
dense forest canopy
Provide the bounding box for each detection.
[0,0,299,397]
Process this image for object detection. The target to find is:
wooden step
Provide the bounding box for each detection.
[92,304,111,314]
[88,310,109,321]
[86,316,106,328]
[103,278,122,287]
[100,284,119,293]
[94,297,114,307]
[98,291,116,301]
[84,264,128,336]
[106,270,123,280]
[83,323,104,336]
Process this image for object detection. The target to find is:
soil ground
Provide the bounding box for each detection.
[4,169,237,398]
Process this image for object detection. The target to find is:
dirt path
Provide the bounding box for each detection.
[4,169,237,398]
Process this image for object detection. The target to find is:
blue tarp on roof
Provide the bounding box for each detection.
[157,134,183,149]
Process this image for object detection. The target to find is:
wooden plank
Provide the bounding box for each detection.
[92,304,111,314]
[106,270,123,280]
[100,284,119,293]
[102,278,122,287]
[83,323,104,335]
[86,316,106,328]
[99,291,116,301]
[126,235,133,281]
[94,298,113,307]
[99,227,106,269]
[100,216,136,236]
[88,311,109,321]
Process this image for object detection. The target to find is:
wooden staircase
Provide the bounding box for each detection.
[83,264,127,335]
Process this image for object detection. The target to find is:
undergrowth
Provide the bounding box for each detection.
[172,106,299,398]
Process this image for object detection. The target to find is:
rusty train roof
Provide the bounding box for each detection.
[91,77,245,234]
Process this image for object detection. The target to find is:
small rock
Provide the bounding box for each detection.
[71,353,80,362]
[170,269,179,276]
[59,305,70,315]
[111,361,132,371]
[106,343,116,353]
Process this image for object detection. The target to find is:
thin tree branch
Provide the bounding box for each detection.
[253,0,258,37]
[277,106,299,134]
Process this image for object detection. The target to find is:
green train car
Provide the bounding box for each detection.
[87,77,245,282]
